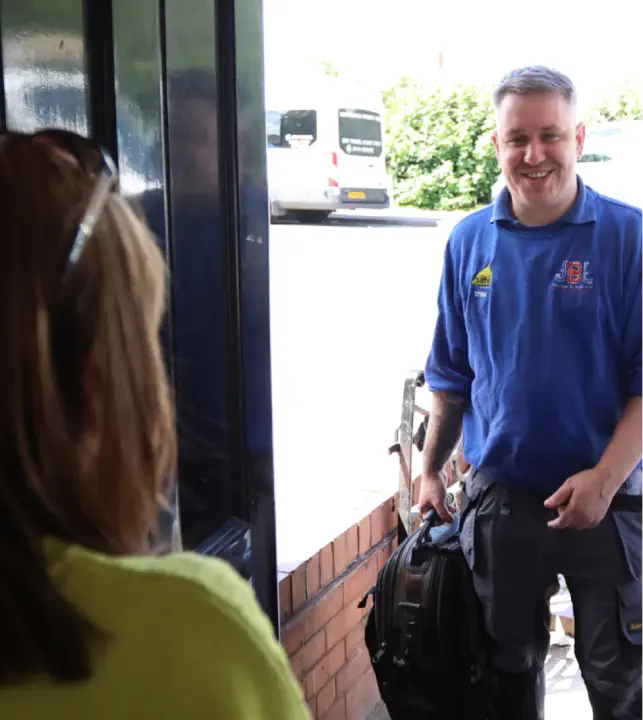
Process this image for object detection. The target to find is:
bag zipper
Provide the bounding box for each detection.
[374,527,420,663]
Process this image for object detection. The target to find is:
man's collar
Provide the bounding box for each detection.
[490,176,597,226]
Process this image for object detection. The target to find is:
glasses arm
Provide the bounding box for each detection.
[67,160,118,268]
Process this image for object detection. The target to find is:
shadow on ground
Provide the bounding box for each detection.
[272,210,441,229]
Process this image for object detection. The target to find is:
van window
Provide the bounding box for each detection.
[266,109,317,148]
[338,109,382,157]
[265,110,281,146]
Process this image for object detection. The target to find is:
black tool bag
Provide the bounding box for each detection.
[360,511,495,720]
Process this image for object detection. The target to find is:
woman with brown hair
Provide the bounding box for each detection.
[0,129,310,719]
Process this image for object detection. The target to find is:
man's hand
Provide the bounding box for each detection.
[419,471,453,523]
[544,467,617,530]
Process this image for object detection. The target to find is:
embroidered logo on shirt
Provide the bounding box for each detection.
[552,260,594,290]
[472,264,492,287]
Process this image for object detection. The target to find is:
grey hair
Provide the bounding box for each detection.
[492,66,577,110]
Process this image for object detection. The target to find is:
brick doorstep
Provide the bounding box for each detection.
[282,531,395,720]
[281,490,578,720]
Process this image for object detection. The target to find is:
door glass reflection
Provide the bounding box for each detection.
[112,0,164,199]
[1,0,88,134]
[112,0,176,551]
[163,0,233,551]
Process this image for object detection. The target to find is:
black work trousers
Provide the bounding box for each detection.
[460,470,642,720]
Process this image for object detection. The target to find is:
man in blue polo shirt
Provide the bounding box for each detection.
[420,66,642,720]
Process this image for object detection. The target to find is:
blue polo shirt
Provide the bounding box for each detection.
[426,179,642,495]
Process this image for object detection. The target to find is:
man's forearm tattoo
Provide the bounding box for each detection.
[423,392,467,474]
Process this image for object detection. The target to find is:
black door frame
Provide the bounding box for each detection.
[0,0,278,633]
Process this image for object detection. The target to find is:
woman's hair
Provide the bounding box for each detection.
[0,134,176,683]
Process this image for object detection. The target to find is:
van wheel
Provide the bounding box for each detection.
[292,211,331,224]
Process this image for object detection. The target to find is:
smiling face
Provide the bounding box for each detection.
[492,91,586,225]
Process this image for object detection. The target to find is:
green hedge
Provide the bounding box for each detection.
[587,84,642,124]
[383,79,499,211]
[384,79,642,211]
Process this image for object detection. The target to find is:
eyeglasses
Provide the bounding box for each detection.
[0,128,119,271]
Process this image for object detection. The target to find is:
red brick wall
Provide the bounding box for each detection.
[278,496,400,720]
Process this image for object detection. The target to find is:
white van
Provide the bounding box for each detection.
[265,78,392,222]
